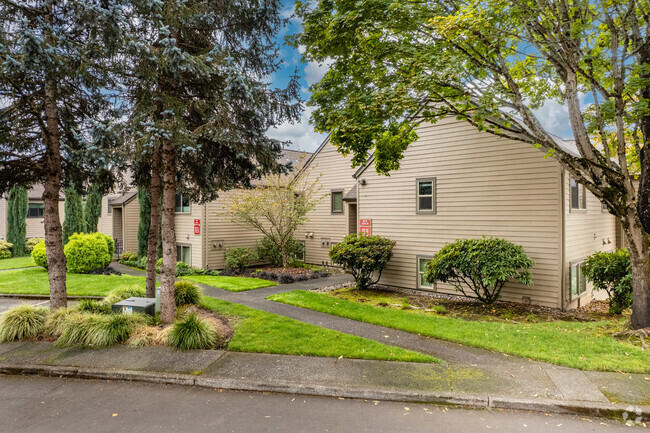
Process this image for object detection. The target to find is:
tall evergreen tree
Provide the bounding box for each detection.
[137,185,151,258]
[127,0,301,322]
[62,188,86,244]
[83,184,102,233]
[6,185,28,256]
[0,1,127,308]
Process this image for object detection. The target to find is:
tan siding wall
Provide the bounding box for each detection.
[563,174,618,309]
[112,208,123,246]
[24,200,65,239]
[175,203,204,267]
[97,194,120,237]
[301,141,360,265]
[123,199,140,254]
[0,198,6,240]
[357,118,563,308]
[203,196,267,269]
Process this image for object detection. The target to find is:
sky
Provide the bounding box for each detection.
[268,2,574,154]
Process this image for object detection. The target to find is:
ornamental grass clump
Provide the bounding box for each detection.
[168,313,219,350]
[424,237,534,304]
[56,313,147,347]
[104,285,146,305]
[174,280,202,306]
[0,305,49,342]
[75,299,112,315]
[43,308,77,338]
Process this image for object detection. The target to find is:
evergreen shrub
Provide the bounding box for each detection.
[582,249,633,314]
[64,233,109,274]
[330,234,396,290]
[0,240,12,259]
[224,247,258,271]
[31,241,48,268]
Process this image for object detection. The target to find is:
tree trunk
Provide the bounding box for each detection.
[160,139,176,323]
[42,7,67,309]
[629,249,650,329]
[145,144,161,298]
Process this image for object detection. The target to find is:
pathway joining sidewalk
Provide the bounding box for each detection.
[7,262,644,421]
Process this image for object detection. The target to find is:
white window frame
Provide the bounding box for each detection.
[570,259,587,298]
[570,177,587,211]
[416,178,436,214]
[176,244,191,266]
[175,194,191,214]
[417,255,434,289]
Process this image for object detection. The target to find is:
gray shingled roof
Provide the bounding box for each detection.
[343,184,357,201]
[108,191,137,207]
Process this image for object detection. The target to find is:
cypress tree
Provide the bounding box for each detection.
[6,185,28,256]
[62,188,86,244]
[83,184,102,233]
[137,185,151,258]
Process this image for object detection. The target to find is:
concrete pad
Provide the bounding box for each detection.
[48,345,226,374]
[586,371,650,406]
[0,342,27,356]
[0,342,74,365]
[544,366,609,402]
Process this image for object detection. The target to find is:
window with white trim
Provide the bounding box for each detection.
[570,260,587,298]
[570,177,587,210]
[27,203,44,218]
[177,245,191,265]
[417,256,434,289]
[175,194,190,213]
[416,178,436,213]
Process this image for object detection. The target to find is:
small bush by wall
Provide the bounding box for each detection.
[224,247,258,271]
[31,241,48,269]
[583,249,633,314]
[0,240,12,260]
[329,234,396,290]
[257,236,305,267]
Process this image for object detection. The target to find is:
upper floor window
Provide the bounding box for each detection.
[416,178,436,213]
[570,177,586,210]
[175,194,190,213]
[331,190,343,213]
[27,203,44,218]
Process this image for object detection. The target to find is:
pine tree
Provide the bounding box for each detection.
[6,185,28,256]
[0,1,127,308]
[127,0,301,322]
[83,184,102,233]
[62,188,86,245]
[137,185,151,258]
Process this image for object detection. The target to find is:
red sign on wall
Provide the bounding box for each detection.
[359,227,371,236]
[194,219,201,225]
[359,219,371,227]
[194,225,200,235]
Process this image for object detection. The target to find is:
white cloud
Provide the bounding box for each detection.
[304,60,331,87]
[267,106,326,153]
[532,100,572,139]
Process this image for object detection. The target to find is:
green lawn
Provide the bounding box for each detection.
[0,267,147,296]
[200,297,437,363]
[269,291,650,374]
[0,256,36,271]
[184,275,277,292]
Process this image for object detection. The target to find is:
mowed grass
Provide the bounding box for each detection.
[200,296,437,363]
[185,275,276,292]
[0,256,36,270]
[269,291,650,374]
[0,267,147,296]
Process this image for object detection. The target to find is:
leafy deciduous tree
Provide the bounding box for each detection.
[295,0,650,328]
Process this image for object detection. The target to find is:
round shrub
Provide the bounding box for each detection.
[31,240,48,269]
[330,234,396,290]
[168,313,219,350]
[64,233,109,274]
[582,249,632,314]
[0,305,49,342]
[425,237,534,304]
[93,232,114,267]
[0,240,13,259]
[174,280,202,306]
[26,237,44,254]
[224,247,258,271]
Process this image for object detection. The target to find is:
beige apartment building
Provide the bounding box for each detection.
[299,116,620,310]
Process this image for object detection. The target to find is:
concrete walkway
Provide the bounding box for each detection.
[109,262,650,409]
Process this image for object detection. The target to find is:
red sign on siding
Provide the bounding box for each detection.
[359,227,371,236]
[194,225,200,235]
[194,219,201,225]
[359,219,371,227]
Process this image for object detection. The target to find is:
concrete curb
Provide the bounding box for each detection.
[1,363,648,422]
[0,294,103,300]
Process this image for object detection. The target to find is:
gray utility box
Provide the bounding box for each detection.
[111,297,156,317]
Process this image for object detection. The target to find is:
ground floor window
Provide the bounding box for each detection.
[417,256,434,289]
[27,202,44,218]
[570,260,587,297]
[177,245,191,265]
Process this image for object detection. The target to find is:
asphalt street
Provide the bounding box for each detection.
[0,375,643,433]
[0,298,47,314]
